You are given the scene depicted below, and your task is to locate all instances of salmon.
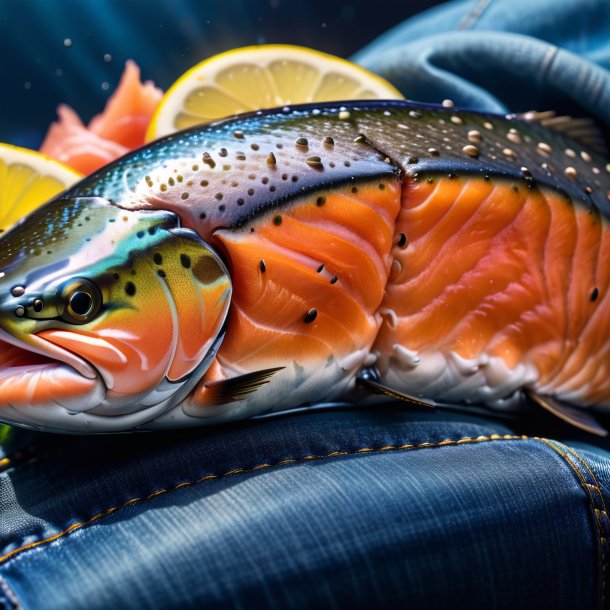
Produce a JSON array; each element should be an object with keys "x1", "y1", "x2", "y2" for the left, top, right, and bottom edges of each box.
[
  {"x1": 0, "y1": 100, "x2": 609, "y2": 434},
  {"x1": 40, "y1": 61, "x2": 162, "y2": 175}
]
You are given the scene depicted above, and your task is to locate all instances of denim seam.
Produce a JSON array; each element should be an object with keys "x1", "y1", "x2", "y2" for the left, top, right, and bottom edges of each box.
[
  {"x1": 0, "y1": 433, "x2": 527, "y2": 566},
  {"x1": 536, "y1": 439, "x2": 607, "y2": 610}
]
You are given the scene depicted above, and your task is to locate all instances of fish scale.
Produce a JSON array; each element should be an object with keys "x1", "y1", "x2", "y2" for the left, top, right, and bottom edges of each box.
[
  {"x1": 0, "y1": 100, "x2": 609, "y2": 434},
  {"x1": 70, "y1": 100, "x2": 610, "y2": 222}
]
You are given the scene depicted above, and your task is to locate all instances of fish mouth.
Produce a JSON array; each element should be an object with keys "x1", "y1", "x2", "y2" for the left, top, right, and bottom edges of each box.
[{"x1": 0, "y1": 327, "x2": 104, "y2": 422}]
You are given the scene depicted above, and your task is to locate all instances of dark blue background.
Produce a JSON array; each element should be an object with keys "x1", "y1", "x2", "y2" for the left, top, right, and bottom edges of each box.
[{"x1": 0, "y1": 0, "x2": 438, "y2": 147}]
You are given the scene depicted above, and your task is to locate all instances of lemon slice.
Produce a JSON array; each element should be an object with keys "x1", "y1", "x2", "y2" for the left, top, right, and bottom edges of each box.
[
  {"x1": 0, "y1": 143, "x2": 81, "y2": 233},
  {"x1": 147, "y1": 44, "x2": 404, "y2": 141}
]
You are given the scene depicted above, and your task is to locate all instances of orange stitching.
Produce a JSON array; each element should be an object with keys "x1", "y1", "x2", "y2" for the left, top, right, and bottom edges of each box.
[
  {"x1": 0, "y1": 433, "x2": 527, "y2": 565},
  {"x1": 563, "y1": 445, "x2": 609, "y2": 517},
  {"x1": 537, "y1": 439, "x2": 606, "y2": 610}
]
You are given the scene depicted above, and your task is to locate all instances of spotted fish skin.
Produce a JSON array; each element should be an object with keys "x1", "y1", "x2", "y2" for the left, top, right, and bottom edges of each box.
[{"x1": 0, "y1": 99, "x2": 609, "y2": 432}]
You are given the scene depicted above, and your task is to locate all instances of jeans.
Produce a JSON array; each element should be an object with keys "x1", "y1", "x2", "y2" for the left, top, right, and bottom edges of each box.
[
  {"x1": 2, "y1": 406, "x2": 610, "y2": 609},
  {"x1": 3, "y1": 0, "x2": 610, "y2": 608},
  {"x1": 354, "y1": 0, "x2": 610, "y2": 127}
]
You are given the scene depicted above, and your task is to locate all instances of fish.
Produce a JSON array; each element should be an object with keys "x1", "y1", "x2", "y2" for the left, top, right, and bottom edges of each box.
[{"x1": 1, "y1": 99, "x2": 609, "y2": 434}]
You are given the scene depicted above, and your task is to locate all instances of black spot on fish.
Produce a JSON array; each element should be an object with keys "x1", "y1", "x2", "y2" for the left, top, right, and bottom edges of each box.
[
  {"x1": 259, "y1": 260, "x2": 266, "y2": 272},
  {"x1": 137, "y1": 231, "x2": 145, "y2": 238},
  {"x1": 33, "y1": 298, "x2": 43, "y2": 313},
  {"x1": 148, "y1": 227, "x2": 156, "y2": 235},
  {"x1": 592, "y1": 287, "x2": 599, "y2": 302},
  {"x1": 157, "y1": 270, "x2": 166, "y2": 278},
  {"x1": 316, "y1": 264, "x2": 324, "y2": 273},
  {"x1": 125, "y1": 282, "x2": 136, "y2": 296},
  {"x1": 153, "y1": 253, "x2": 163, "y2": 265},
  {"x1": 330, "y1": 276, "x2": 338, "y2": 284},
  {"x1": 113, "y1": 273, "x2": 119, "y2": 280},
  {"x1": 180, "y1": 254, "x2": 191, "y2": 269},
  {"x1": 316, "y1": 196, "x2": 325, "y2": 206},
  {"x1": 273, "y1": 215, "x2": 282, "y2": 225},
  {"x1": 304, "y1": 308, "x2": 318, "y2": 323}
]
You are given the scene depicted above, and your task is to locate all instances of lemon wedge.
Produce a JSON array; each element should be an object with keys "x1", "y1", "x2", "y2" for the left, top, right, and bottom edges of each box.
[
  {"x1": 0, "y1": 143, "x2": 81, "y2": 233},
  {"x1": 147, "y1": 44, "x2": 404, "y2": 141}
]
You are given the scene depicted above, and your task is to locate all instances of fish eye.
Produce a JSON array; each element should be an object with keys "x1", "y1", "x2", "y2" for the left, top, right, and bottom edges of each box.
[{"x1": 60, "y1": 278, "x2": 102, "y2": 324}]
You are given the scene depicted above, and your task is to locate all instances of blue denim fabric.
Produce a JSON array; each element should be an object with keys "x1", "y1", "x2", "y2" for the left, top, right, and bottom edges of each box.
[
  {"x1": 354, "y1": 0, "x2": 610, "y2": 126},
  {"x1": 1, "y1": 406, "x2": 610, "y2": 610},
  {"x1": 3, "y1": 1, "x2": 610, "y2": 608}
]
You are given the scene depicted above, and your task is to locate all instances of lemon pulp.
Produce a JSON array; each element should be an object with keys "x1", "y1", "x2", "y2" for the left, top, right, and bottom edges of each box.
[
  {"x1": 0, "y1": 144, "x2": 81, "y2": 233},
  {"x1": 147, "y1": 44, "x2": 404, "y2": 141}
]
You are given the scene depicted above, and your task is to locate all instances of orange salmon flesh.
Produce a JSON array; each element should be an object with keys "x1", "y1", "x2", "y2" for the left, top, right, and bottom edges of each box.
[{"x1": 3, "y1": 100, "x2": 610, "y2": 433}]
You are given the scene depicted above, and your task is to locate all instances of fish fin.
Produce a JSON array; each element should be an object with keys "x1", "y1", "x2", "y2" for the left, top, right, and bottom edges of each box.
[
  {"x1": 205, "y1": 367, "x2": 284, "y2": 404},
  {"x1": 357, "y1": 377, "x2": 436, "y2": 409},
  {"x1": 524, "y1": 389, "x2": 608, "y2": 437},
  {"x1": 517, "y1": 110, "x2": 608, "y2": 155}
]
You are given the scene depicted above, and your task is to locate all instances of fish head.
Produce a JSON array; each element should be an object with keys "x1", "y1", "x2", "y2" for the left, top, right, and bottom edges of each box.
[{"x1": 0, "y1": 196, "x2": 231, "y2": 432}]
